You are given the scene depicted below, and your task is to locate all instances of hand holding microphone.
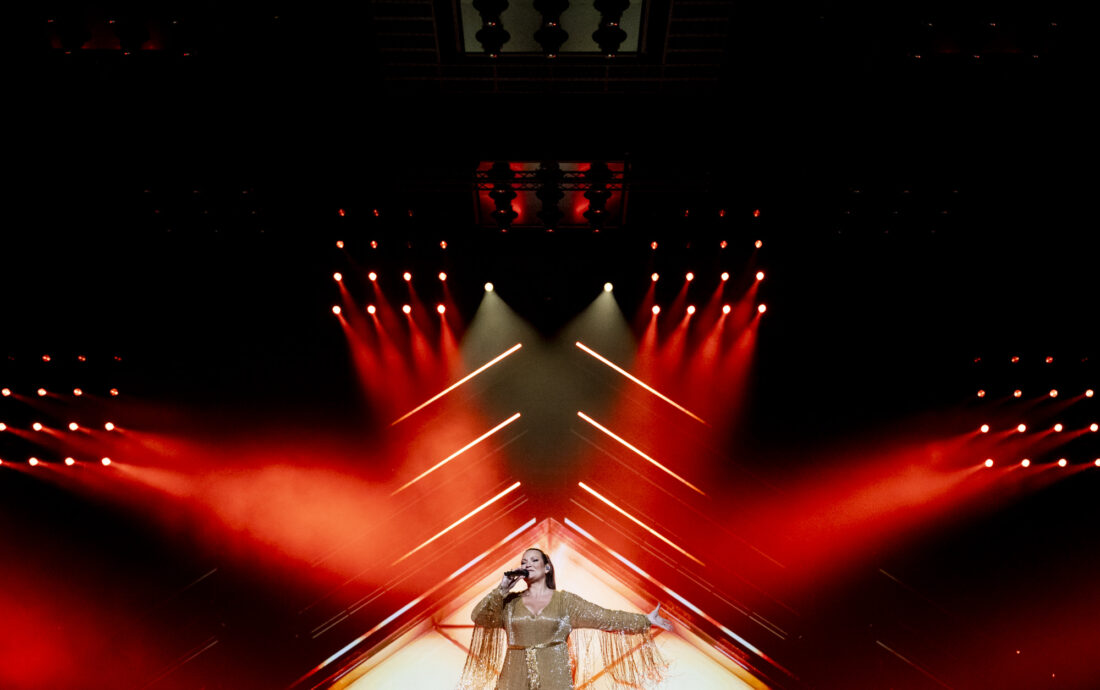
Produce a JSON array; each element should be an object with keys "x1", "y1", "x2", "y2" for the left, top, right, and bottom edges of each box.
[{"x1": 499, "y1": 568, "x2": 528, "y2": 592}]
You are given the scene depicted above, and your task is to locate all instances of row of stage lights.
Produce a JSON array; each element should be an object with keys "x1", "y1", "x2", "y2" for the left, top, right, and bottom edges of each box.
[
  {"x1": 983, "y1": 458, "x2": 1100, "y2": 469},
  {"x1": 331, "y1": 238, "x2": 765, "y2": 250},
  {"x1": 0, "y1": 421, "x2": 118, "y2": 432},
  {"x1": 977, "y1": 422, "x2": 1099, "y2": 434},
  {"x1": 2, "y1": 387, "x2": 120, "y2": 397},
  {"x1": 2, "y1": 457, "x2": 113, "y2": 467},
  {"x1": 330, "y1": 271, "x2": 768, "y2": 317},
  {"x1": 976, "y1": 389, "x2": 1094, "y2": 399}
]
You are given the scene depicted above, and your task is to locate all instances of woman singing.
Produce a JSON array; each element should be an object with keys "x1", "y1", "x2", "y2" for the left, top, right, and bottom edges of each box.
[{"x1": 458, "y1": 548, "x2": 671, "y2": 690}]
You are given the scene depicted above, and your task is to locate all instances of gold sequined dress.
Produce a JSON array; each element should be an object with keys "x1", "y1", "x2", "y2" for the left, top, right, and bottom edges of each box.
[{"x1": 458, "y1": 588, "x2": 666, "y2": 690}]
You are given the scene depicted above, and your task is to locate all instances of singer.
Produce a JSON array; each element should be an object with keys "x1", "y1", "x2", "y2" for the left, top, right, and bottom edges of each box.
[{"x1": 457, "y1": 548, "x2": 671, "y2": 690}]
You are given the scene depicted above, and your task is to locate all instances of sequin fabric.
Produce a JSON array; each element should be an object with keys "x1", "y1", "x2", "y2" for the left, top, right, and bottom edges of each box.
[{"x1": 457, "y1": 588, "x2": 667, "y2": 690}]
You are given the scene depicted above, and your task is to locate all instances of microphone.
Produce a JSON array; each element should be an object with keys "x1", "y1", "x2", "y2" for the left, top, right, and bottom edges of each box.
[{"x1": 504, "y1": 569, "x2": 529, "y2": 579}]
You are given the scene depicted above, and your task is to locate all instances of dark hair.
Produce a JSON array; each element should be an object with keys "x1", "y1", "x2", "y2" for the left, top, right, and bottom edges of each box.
[{"x1": 525, "y1": 548, "x2": 556, "y2": 590}]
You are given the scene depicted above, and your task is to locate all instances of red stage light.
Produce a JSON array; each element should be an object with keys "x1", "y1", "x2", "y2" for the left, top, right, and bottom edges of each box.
[
  {"x1": 368, "y1": 271, "x2": 378, "y2": 281},
  {"x1": 1049, "y1": 389, "x2": 1058, "y2": 398},
  {"x1": 719, "y1": 209, "x2": 726, "y2": 218},
  {"x1": 1017, "y1": 423, "x2": 1027, "y2": 433},
  {"x1": 101, "y1": 457, "x2": 111, "y2": 466},
  {"x1": 370, "y1": 240, "x2": 378, "y2": 248},
  {"x1": 403, "y1": 272, "x2": 412, "y2": 282},
  {"x1": 1058, "y1": 458, "x2": 1068, "y2": 467},
  {"x1": 333, "y1": 272, "x2": 342, "y2": 282},
  {"x1": 686, "y1": 305, "x2": 696, "y2": 315},
  {"x1": 1011, "y1": 356, "x2": 1020, "y2": 363},
  {"x1": 722, "y1": 304, "x2": 731, "y2": 314},
  {"x1": 1021, "y1": 459, "x2": 1031, "y2": 468},
  {"x1": 338, "y1": 208, "x2": 346, "y2": 217},
  {"x1": 980, "y1": 424, "x2": 990, "y2": 433},
  {"x1": 755, "y1": 239, "x2": 763, "y2": 248},
  {"x1": 484, "y1": 282, "x2": 494, "y2": 292},
  {"x1": 685, "y1": 272, "x2": 694, "y2": 282},
  {"x1": 73, "y1": 388, "x2": 83, "y2": 396},
  {"x1": 758, "y1": 304, "x2": 767, "y2": 314},
  {"x1": 332, "y1": 305, "x2": 342, "y2": 315},
  {"x1": 436, "y1": 304, "x2": 446, "y2": 315},
  {"x1": 753, "y1": 209, "x2": 761, "y2": 217},
  {"x1": 29, "y1": 457, "x2": 39, "y2": 467},
  {"x1": 68, "y1": 422, "x2": 79, "y2": 431},
  {"x1": 1013, "y1": 389, "x2": 1022, "y2": 398},
  {"x1": 1086, "y1": 389, "x2": 1095, "y2": 398},
  {"x1": 1045, "y1": 356, "x2": 1053, "y2": 363},
  {"x1": 977, "y1": 389, "x2": 986, "y2": 398},
  {"x1": 651, "y1": 272, "x2": 659, "y2": 282},
  {"x1": 756, "y1": 271, "x2": 765, "y2": 281},
  {"x1": 1091, "y1": 423, "x2": 1099, "y2": 432},
  {"x1": 720, "y1": 272, "x2": 730, "y2": 281},
  {"x1": 0, "y1": 423, "x2": 6, "y2": 431},
  {"x1": 32, "y1": 422, "x2": 43, "y2": 431},
  {"x1": 0, "y1": 388, "x2": 9, "y2": 396},
  {"x1": 372, "y1": 209, "x2": 379, "y2": 217},
  {"x1": 109, "y1": 388, "x2": 119, "y2": 396},
  {"x1": 650, "y1": 241, "x2": 658, "y2": 250},
  {"x1": 336, "y1": 240, "x2": 344, "y2": 249},
  {"x1": 720, "y1": 240, "x2": 727, "y2": 248},
  {"x1": 402, "y1": 304, "x2": 411, "y2": 315},
  {"x1": 438, "y1": 272, "x2": 447, "y2": 281},
  {"x1": 64, "y1": 457, "x2": 75, "y2": 466},
  {"x1": 42, "y1": 355, "x2": 51, "y2": 362},
  {"x1": 104, "y1": 422, "x2": 115, "y2": 431},
  {"x1": 1054, "y1": 423, "x2": 1063, "y2": 432},
  {"x1": 1095, "y1": 459, "x2": 1100, "y2": 467},
  {"x1": 0, "y1": 458, "x2": 3, "y2": 466},
  {"x1": 440, "y1": 241, "x2": 447, "y2": 249},
  {"x1": 37, "y1": 388, "x2": 47, "y2": 397},
  {"x1": 604, "y1": 282, "x2": 613, "y2": 292},
  {"x1": 651, "y1": 305, "x2": 661, "y2": 315},
  {"x1": 367, "y1": 305, "x2": 377, "y2": 315}
]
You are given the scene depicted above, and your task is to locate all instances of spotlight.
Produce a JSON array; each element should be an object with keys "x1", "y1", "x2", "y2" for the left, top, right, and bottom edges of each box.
[
  {"x1": 756, "y1": 271, "x2": 765, "y2": 281},
  {"x1": 651, "y1": 305, "x2": 661, "y2": 315},
  {"x1": 651, "y1": 273, "x2": 659, "y2": 282},
  {"x1": 73, "y1": 388, "x2": 83, "y2": 396},
  {"x1": 437, "y1": 304, "x2": 446, "y2": 315},
  {"x1": 757, "y1": 304, "x2": 767, "y2": 314},
  {"x1": 1013, "y1": 389, "x2": 1022, "y2": 398},
  {"x1": 1011, "y1": 356, "x2": 1020, "y2": 363},
  {"x1": 0, "y1": 423, "x2": 6, "y2": 431},
  {"x1": 77, "y1": 355, "x2": 86, "y2": 362},
  {"x1": 101, "y1": 457, "x2": 111, "y2": 466},
  {"x1": 104, "y1": 422, "x2": 115, "y2": 431},
  {"x1": 686, "y1": 305, "x2": 696, "y2": 315},
  {"x1": 440, "y1": 241, "x2": 448, "y2": 249},
  {"x1": 755, "y1": 240, "x2": 763, "y2": 248},
  {"x1": 402, "y1": 304, "x2": 412, "y2": 315},
  {"x1": 650, "y1": 241, "x2": 658, "y2": 250},
  {"x1": 368, "y1": 271, "x2": 378, "y2": 281},
  {"x1": 604, "y1": 282, "x2": 613, "y2": 292},
  {"x1": 1021, "y1": 459, "x2": 1031, "y2": 468},
  {"x1": 720, "y1": 240, "x2": 728, "y2": 249},
  {"x1": 721, "y1": 272, "x2": 730, "y2": 281},
  {"x1": 722, "y1": 304, "x2": 731, "y2": 314},
  {"x1": 1095, "y1": 459, "x2": 1100, "y2": 467},
  {"x1": 37, "y1": 388, "x2": 47, "y2": 397},
  {"x1": 1091, "y1": 423, "x2": 1099, "y2": 432},
  {"x1": 42, "y1": 355, "x2": 51, "y2": 362},
  {"x1": 367, "y1": 305, "x2": 377, "y2": 315},
  {"x1": 484, "y1": 282, "x2": 494, "y2": 292},
  {"x1": 438, "y1": 272, "x2": 447, "y2": 281},
  {"x1": 1058, "y1": 458, "x2": 1068, "y2": 467},
  {"x1": 403, "y1": 272, "x2": 412, "y2": 282},
  {"x1": 980, "y1": 424, "x2": 990, "y2": 433},
  {"x1": 68, "y1": 422, "x2": 79, "y2": 431},
  {"x1": 1054, "y1": 423, "x2": 1063, "y2": 432},
  {"x1": 1045, "y1": 356, "x2": 1054, "y2": 363},
  {"x1": 109, "y1": 388, "x2": 119, "y2": 396},
  {"x1": 336, "y1": 240, "x2": 344, "y2": 249},
  {"x1": 32, "y1": 422, "x2": 43, "y2": 431},
  {"x1": 685, "y1": 272, "x2": 694, "y2": 282},
  {"x1": 1087, "y1": 389, "x2": 1095, "y2": 398},
  {"x1": 1017, "y1": 423, "x2": 1027, "y2": 433},
  {"x1": 370, "y1": 240, "x2": 378, "y2": 248},
  {"x1": 29, "y1": 457, "x2": 39, "y2": 467},
  {"x1": 64, "y1": 457, "x2": 75, "y2": 466},
  {"x1": 333, "y1": 272, "x2": 343, "y2": 282},
  {"x1": 977, "y1": 389, "x2": 986, "y2": 398},
  {"x1": 1049, "y1": 389, "x2": 1058, "y2": 398},
  {"x1": 332, "y1": 305, "x2": 342, "y2": 315},
  {"x1": 0, "y1": 388, "x2": 9, "y2": 396}
]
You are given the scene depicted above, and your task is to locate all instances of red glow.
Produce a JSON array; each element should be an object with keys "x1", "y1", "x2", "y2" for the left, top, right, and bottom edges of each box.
[
  {"x1": 1058, "y1": 458, "x2": 1068, "y2": 467},
  {"x1": 686, "y1": 305, "x2": 696, "y2": 315},
  {"x1": 332, "y1": 305, "x2": 342, "y2": 315},
  {"x1": 720, "y1": 272, "x2": 729, "y2": 281},
  {"x1": 109, "y1": 388, "x2": 119, "y2": 396},
  {"x1": 436, "y1": 304, "x2": 446, "y2": 315},
  {"x1": 42, "y1": 355, "x2": 51, "y2": 362},
  {"x1": 756, "y1": 271, "x2": 765, "y2": 281},
  {"x1": 1054, "y1": 423, "x2": 1063, "y2": 432},
  {"x1": 757, "y1": 304, "x2": 767, "y2": 314},
  {"x1": 1017, "y1": 424, "x2": 1027, "y2": 433},
  {"x1": 685, "y1": 272, "x2": 694, "y2": 282},
  {"x1": 0, "y1": 423, "x2": 6, "y2": 431},
  {"x1": 720, "y1": 240, "x2": 727, "y2": 248},
  {"x1": 438, "y1": 272, "x2": 447, "y2": 281},
  {"x1": 29, "y1": 457, "x2": 39, "y2": 466},
  {"x1": 368, "y1": 272, "x2": 378, "y2": 282},
  {"x1": 977, "y1": 389, "x2": 986, "y2": 398},
  {"x1": 719, "y1": 209, "x2": 726, "y2": 217},
  {"x1": 980, "y1": 424, "x2": 990, "y2": 433},
  {"x1": 984, "y1": 459, "x2": 995, "y2": 468},
  {"x1": 367, "y1": 305, "x2": 377, "y2": 315},
  {"x1": 1011, "y1": 356, "x2": 1020, "y2": 363},
  {"x1": 440, "y1": 241, "x2": 447, "y2": 249},
  {"x1": 1013, "y1": 389, "x2": 1022, "y2": 398},
  {"x1": 338, "y1": 208, "x2": 346, "y2": 217},
  {"x1": 650, "y1": 241, "x2": 658, "y2": 250},
  {"x1": 37, "y1": 388, "x2": 47, "y2": 397},
  {"x1": 370, "y1": 240, "x2": 378, "y2": 248},
  {"x1": 68, "y1": 422, "x2": 78, "y2": 431},
  {"x1": 1049, "y1": 389, "x2": 1058, "y2": 398},
  {"x1": 104, "y1": 422, "x2": 115, "y2": 431},
  {"x1": 336, "y1": 240, "x2": 344, "y2": 248},
  {"x1": 73, "y1": 388, "x2": 83, "y2": 396},
  {"x1": 32, "y1": 423, "x2": 43, "y2": 431},
  {"x1": 722, "y1": 304, "x2": 731, "y2": 315},
  {"x1": 1087, "y1": 389, "x2": 1095, "y2": 398},
  {"x1": 755, "y1": 239, "x2": 763, "y2": 248},
  {"x1": 651, "y1": 272, "x2": 659, "y2": 282},
  {"x1": 372, "y1": 209, "x2": 379, "y2": 217},
  {"x1": 101, "y1": 457, "x2": 111, "y2": 466},
  {"x1": 651, "y1": 305, "x2": 660, "y2": 315},
  {"x1": 403, "y1": 272, "x2": 412, "y2": 282},
  {"x1": 1045, "y1": 356, "x2": 1054, "y2": 363},
  {"x1": 1021, "y1": 459, "x2": 1031, "y2": 468},
  {"x1": 402, "y1": 304, "x2": 411, "y2": 315},
  {"x1": 578, "y1": 482, "x2": 705, "y2": 565},
  {"x1": 1, "y1": 388, "x2": 9, "y2": 397},
  {"x1": 64, "y1": 457, "x2": 75, "y2": 466}
]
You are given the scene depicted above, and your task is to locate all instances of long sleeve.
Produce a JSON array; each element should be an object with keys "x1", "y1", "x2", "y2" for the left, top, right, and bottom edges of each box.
[
  {"x1": 471, "y1": 587, "x2": 507, "y2": 628},
  {"x1": 563, "y1": 591, "x2": 649, "y2": 633},
  {"x1": 562, "y1": 591, "x2": 667, "y2": 690},
  {"x1": 458, "y1": 589, "x2": 509, "y2": 689}
]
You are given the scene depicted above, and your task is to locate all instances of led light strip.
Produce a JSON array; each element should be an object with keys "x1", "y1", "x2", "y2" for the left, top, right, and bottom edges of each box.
[
  {"x1": 391, "y1": 343, "x2": 523, "y2": 425},
  {"x1": 577, "y1": 482, "x2": 705, "y2": 566},
  {"x1": 577, "y1": 411, "x2": 705, "y2": 496},
  {"x1": 393, "y1": 413, "x2": 522, "y2": 494},
  {"x1": 393, "y1": 482, "x2": 522, "y2": 565}
]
